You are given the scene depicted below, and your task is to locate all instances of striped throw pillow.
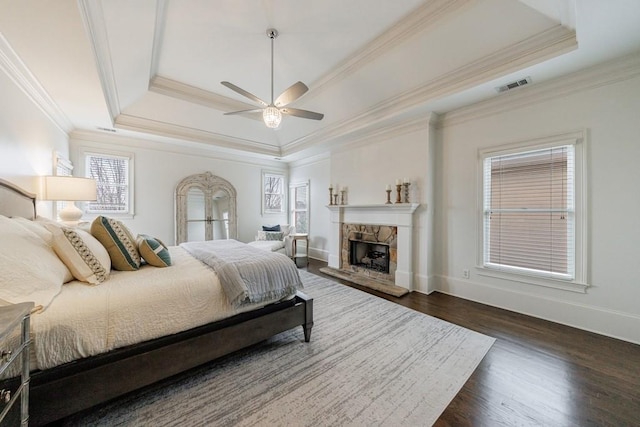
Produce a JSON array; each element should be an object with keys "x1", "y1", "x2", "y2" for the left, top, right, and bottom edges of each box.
[{"x1": 91, "y1": 216, "x2": 141, "y2": 271}]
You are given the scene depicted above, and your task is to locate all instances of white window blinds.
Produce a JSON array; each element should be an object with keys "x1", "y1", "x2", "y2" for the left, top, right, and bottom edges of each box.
[
  {"x1": 483, "y1": 145, "x2": 575, "y2": 279},
  {"x1": 86, "y1": 153, "x2": 130, "y2": 214}
]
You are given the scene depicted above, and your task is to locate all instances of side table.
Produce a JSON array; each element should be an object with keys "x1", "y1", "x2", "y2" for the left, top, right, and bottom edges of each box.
[
  {"x1": 290, "y1": 233, "x2": 309, "y2": 266},
  {"x1": 0, "y1": 301, "x2": 34, "y2": 426}
]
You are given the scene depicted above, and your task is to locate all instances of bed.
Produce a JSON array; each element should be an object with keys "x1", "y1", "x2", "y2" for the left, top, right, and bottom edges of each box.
[{"x1": 0, "y1": 178, "x2": 313, "y2": 426}]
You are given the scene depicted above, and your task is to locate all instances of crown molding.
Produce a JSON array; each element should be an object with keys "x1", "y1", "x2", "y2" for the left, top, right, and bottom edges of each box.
[
  {"x1": 70, "y1": 128, "x2": 285, "y2": 168},
  {"x1": 288, "y1": 152, "x2": 330, "y2": 169},
  {"x1": 77, "y1": 0, "x2": 120, "y2": 122},
  {"x1": 0, "y1": 32, "x2": 73, "y2": 134},
  {"x1": 282, "y1": 25, "x2": 576, "y2": 156},
  {"x1": 149, "y1": 75, "x2": 257, "y2": 114},
  {"x1": 439, "y1": 51, "x2": 640, "y2": 128},
  {"x1": 307, "y1": 0, "x2": 474, "y2": 99},
  {"x1": 114, "y1": 113, "x2": 281, "y2": 157},
  {"x1": 149, "y1": 0, "x2": 168, "y2": 79}
]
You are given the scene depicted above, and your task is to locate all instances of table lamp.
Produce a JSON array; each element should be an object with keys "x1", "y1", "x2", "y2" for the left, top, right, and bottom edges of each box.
[{"x1": 42, "y1": 176, "x2": 97, "y2": 225}]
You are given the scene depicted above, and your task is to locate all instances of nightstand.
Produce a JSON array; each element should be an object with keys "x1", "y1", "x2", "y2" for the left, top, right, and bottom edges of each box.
[
  {"x1": 291, "y1": 233, "x2": 309, "y2": 266},
  {"x1": 0, "y1": 302, "x2": 33, "y2": 426}
]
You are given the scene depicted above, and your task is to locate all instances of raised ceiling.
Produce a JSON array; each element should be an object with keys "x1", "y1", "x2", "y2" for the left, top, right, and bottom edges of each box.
[{"x1": 0, "y1": 0, "x2": 639, "y2": 161}]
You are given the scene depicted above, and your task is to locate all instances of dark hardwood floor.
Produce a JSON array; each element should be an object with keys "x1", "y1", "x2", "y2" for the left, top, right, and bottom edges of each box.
[{"x1": 304, "y1": 259, "x2": 640, "y2": 426}]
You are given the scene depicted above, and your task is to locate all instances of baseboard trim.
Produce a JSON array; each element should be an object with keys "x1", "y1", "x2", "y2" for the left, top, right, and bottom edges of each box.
[{"x1": 435, "y1": 275, "x2": 640, "y2": 344}]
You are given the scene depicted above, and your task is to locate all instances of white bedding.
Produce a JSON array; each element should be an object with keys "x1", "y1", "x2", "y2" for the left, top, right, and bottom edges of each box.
[
  {"x1": 30, "y1": 246, "x2": 286, "y2": 371},
  {"x1": 247, "y1": 239, "x2": 285, "y2": 253}
]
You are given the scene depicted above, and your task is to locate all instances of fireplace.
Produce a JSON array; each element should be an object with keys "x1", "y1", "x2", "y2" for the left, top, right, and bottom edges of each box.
[
  {"x1": 326, "y1": 203, "x2": 419, "y2": 291},
  {"x1": 349, "y1": 239, "x2": 390, "y2": 274}
]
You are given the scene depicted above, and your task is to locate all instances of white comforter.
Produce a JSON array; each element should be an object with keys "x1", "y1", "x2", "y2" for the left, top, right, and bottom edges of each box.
[{"x1": 30, "y1": 247, "x2": 283, "y2": 371}]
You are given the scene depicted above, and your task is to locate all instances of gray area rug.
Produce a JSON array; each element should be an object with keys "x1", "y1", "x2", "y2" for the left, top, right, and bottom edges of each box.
[{"x1": 64, "y1": 271, "x2": 495, "y2": 426}]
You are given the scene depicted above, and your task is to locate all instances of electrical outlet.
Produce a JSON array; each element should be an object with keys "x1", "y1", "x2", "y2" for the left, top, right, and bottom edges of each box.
[{"x1": 462, "y1": 269, "x2": 470, "y2": 279}]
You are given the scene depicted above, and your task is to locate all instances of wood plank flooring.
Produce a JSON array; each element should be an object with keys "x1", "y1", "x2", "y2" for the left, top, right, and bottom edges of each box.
[{"x1": 305, "y1": 259, "x2": 640, "y2": 426}]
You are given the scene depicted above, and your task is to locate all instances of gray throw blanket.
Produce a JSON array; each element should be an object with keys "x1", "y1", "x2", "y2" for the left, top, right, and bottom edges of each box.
[{"x1": 180, "y1": 239, "x2": 302, "y2": 307}]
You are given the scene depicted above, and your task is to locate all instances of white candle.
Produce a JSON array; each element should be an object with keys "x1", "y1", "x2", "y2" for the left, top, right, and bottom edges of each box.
[
  {"x1": 396, "y1": 179, "x2": 401, "y2": 185},
  {"x1": 404, "y1": 177, "x2": 409, "y2": 184},
  {"x1": 386, "y1": 184, "x2": 391, "y2": 191}
]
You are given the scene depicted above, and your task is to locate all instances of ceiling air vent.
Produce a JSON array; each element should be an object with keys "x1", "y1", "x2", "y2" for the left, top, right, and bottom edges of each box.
[{"x1": 496, "y1": 77, "x2": 531, "y2": 93}]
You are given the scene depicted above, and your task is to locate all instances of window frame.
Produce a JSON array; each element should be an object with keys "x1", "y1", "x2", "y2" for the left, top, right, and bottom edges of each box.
[
  {"x1": 290, "y1": 180, "x2": 310, "y2": 234},
  {"x1": 476, "y1": 130, "x2": 588, "y2": 293},
  {"x1": 78, "y1": 147, "x2": 135, "y2": 219},
  {"x1": 261, "y1": 170, "x2": 286, "y2": 215},
  {"x1": 53, "y1": 151, "x2": 73, "y2": 220}
]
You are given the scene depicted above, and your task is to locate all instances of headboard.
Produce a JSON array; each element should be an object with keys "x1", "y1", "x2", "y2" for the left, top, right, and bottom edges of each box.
[{"x1": 0, "y1": 178, "x2": 37, "y2": 219}]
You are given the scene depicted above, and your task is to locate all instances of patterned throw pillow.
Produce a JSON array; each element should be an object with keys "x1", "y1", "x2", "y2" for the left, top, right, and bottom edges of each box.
[
  {"x1": 91, "y1": 216, "x2": 141, "y2": 271},
  {"x1": 265, "y1": 231, "x2": 284, "y2": 241},
  {"x1": 47, "y1": 225, "x2": 110, "y2": 285},
  {"x1": 137, "y1": 234, "x2": 172, "y2": 267}
]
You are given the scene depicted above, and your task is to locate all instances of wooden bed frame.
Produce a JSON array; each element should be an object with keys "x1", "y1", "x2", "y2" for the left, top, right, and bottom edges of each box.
[{"x1": 0, "y1": 179, "x2": 314, "y2": 426}]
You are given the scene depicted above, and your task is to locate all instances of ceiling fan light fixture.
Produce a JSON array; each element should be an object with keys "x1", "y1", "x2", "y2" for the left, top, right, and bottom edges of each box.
[{"x1": 263, "y1": 106, "x2": 282, "y2": 128}]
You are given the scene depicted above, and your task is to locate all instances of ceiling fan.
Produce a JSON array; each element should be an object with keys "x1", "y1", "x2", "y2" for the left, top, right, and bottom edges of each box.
[{"x1": 221, "y1": 28, "x2": 324, "y2": 129}]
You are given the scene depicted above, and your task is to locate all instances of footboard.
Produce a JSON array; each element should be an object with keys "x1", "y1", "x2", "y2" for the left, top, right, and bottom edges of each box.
[{"x1": 27, "y1": 292, "x2": 313, "y2": 426}]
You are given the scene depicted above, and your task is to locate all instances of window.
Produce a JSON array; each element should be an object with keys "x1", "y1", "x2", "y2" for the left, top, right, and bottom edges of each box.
[
  {"x1": 290, "y1": 181, "x2": 309, "y2": 234},
  {"x1": 262, "y1": 171, "x2": 285, "y2": 214},
  {"x1": 83, "y1": 151, "x2": 134, "y2": 217},
  {"x1": 479, "y1": 131, "x2": 587, "y2": 291},
  {"x1": 53, "y1": 152, "x2": 73, "y2": 220}
]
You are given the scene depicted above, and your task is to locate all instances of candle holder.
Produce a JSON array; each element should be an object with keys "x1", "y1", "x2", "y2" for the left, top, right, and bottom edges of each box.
[
  {"x1": 329, "y1": 187, "x2": 334, "y2": 205},
  {"x1": 403, "y1": 182, "x2": 411, "y2": 203},
  {"x1": 385, "y1": 189, "x2": 392, "y2": 204},
  {"x1": 340, "y1": 190, "x2": 346, "y2": 205},
  {"x1": 333, "y1": 194, "x2": 339, "y2": 205},
  {"x1": 395, "y1": 184, "x2": 402, "y2": 203}
]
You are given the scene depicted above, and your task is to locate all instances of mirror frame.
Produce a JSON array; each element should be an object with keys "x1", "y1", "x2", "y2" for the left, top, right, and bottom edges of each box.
[{"x1": 175, "y1": 172, "x2": 237, "y2": 244}]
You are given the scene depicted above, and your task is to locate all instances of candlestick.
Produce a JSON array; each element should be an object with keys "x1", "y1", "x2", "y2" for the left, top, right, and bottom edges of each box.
[
  {"x1": 385, "y1": 189, "x2": 392, "y2": 204},
  {"x1": 403, "y1": 182, "x2": 411, "y2": 203},
  {"x1": 329, "y1": 187, "x2": 334, "y2": 205},
  {"x1": 395, "y1": 184, "x2": 402, "y2": 203},
  {"x1": 340, "y1": 190, "x2": 346, "y2": 205},
  {"x1": 333, "y1": 194, "x2": 339, "y2": 205}
]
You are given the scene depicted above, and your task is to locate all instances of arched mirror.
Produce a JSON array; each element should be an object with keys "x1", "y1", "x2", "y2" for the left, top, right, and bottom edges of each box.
[{"x1": 175, "y1": 172, "x2": 237, "y2": 244}]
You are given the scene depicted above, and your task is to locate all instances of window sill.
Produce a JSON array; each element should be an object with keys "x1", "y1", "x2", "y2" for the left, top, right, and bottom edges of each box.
[{"x1": 475, "y1": 266, "x2": 589, "y2": 294}]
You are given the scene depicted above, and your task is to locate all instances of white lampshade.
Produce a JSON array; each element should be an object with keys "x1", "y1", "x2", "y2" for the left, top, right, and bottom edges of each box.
[{"x1": 42, "y1": 176, "x2": 97, "y2": 225}]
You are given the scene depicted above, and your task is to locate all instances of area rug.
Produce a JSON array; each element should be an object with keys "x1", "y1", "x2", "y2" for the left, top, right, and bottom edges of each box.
[{"x1": 63, "y1": 271, "x2": 495, "y2": 426}]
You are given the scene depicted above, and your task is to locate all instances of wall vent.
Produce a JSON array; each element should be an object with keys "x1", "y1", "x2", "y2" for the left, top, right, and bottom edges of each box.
[{"x1": 496, "y1": 77, "x2": 531, "y2": 93}]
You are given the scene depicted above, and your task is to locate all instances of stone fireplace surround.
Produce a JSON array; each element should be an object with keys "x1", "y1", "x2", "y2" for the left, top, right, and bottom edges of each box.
[{"x1": 324, "y1": 203, "x2": 419, "y2": 294}]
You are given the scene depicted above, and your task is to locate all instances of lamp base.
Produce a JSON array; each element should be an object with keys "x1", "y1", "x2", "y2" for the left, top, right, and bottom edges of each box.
[{"x1": 58, "y1": 202, "x2": 84, "y2": 226}]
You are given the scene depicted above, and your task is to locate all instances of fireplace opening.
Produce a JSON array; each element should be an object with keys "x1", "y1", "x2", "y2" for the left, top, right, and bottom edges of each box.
[{"x1": 349, "y1": 239, "x2": 390, "y2": 274}]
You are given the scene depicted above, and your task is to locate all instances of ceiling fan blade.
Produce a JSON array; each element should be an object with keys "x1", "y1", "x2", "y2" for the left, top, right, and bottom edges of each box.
[
  {"x1": 221, "y1": 81, "x2": 268, "y2": 107},
  {"x1": 223, "y1": 108, "x2": 263, "y2": 116},
  {"x1": 281, "y1": 107, "x2": 324, "y2": 121},
  {"x1": 274, "y1": 81, "x2": 309, "y2": 107}
]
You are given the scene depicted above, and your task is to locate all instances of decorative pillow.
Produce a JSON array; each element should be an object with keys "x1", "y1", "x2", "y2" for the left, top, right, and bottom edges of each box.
[
  {"x1": 262, "y1": 224, "x2": 281, "y2": 232},
  {"x1": 0, "y1": 215, "x2": 70, "y2": 309},
  {"x1": 46, "y1": 225, "x2": 111, "y2": 285},
  {"x1": 91, "y1": 216, "x2": 141, "y2": 271},
  {"x1": 256, "y1": 230, "x2": 267, "y2": 241},
  {"x1": 137, "y1": 234, "x2": 172, "y2": 267},
  {"x1": 265, "y1": 231, "x2": 284, "y2": 241}
]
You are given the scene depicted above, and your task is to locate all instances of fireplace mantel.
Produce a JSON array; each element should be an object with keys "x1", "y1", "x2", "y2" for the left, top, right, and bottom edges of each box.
[{"x1": 326, "y1": 203, "x2": 421, "y2": 291}]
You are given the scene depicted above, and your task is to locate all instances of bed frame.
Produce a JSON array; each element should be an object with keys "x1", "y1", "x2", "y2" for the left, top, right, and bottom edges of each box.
[{"x1": 0, "y1": 179, "x2": 314, "y2": 425}]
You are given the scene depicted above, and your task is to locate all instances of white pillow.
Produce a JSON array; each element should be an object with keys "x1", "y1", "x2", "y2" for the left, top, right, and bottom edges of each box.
[
  {"x1": 46, "y1": 225, "x2": 111, "y2": 285},
  {"x1": 12, "y1": 217, "x2": 78, "y2": 283},
  {"x1": 0, "y1": 215, "x2": 70, "y2": 309}
]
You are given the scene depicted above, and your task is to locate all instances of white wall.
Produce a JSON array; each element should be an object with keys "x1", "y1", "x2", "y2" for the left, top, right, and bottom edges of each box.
[
  {"x1": 289, "y1": 155, "x2": 331, "y2": 261},
  {"x1": 69, "y1": 131, "x2": 287, "y2": 245},
  {"x1": 0, "y1": 69, "x2": 69, "y2": 217},
  {"x1": 323, "y1": 120, "x2": 435, "y2": 293},
  {"x1": 436, "y1": 64, "x2": 640, "y2": 343}
]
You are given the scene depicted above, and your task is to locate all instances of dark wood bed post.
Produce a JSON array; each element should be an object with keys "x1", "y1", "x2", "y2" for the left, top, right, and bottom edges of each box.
[{"x1": 298, "y1": 291, "x2": 314, "y2": 342}]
